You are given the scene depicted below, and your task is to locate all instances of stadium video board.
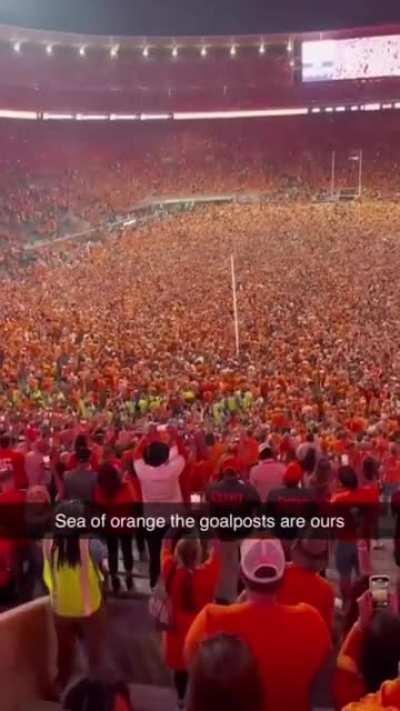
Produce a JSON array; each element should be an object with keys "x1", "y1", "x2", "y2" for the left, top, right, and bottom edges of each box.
[{"x1": 302, "y1": 35, "x2": 400, "y2": 82}]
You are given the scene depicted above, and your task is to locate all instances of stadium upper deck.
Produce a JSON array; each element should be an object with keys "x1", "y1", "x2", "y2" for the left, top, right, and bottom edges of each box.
[{"x1": 0, "y1": 23, "x2": 399, "y2": 113}]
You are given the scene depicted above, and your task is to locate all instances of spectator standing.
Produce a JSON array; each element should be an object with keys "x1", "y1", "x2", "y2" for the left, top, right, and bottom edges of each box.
[
  {"x1": 94, "y1": 463, "x2": 139, "y2": 594},
  {"x1": 382, "y1": 443, "x2": 400, "y2": 502},
  {"x1": 334, "y1": 593, "x2": 400, "y2": 709},
  {"x1": 360, "y1": 457, "x2": 382, "y2": 549},
  {"x1": 43, "y1": 501, "x2": 107, "y2": 693},
  {"x1": 66, "y1": 434, "x2": 99, "y2": 472},
  {"x1": 25, "y1": 438, "x2": 52, "y2": 488},
  {"x1": 308, "y1": 457, "x2": 333, "y2": 502},
  {"x1": 0, "y1": 432, "x2": 27, "y2": 492},
  {"x1": 20, "y1": 484, "x2": 51, "y2": 601},
  {"x1": 249, "y1": 445, "x2": 285, "y2": 503},
  {"x1": 267, "y1": 463, "x2": 314, "y2": 553},
  {"x1": 162, "y1": 535, "x2": 220, "y2": 707},
  {"x1": 278, "y1": 533, "x2": 334, "y2": 629},
  {"x1": 331, "y1": 466, "x2": 364, "y2": 605},
  {"x1": 63, "y1": 447, "x2": 97, "y2": 503},
  {"x1": 134, "y1": 429, "x2": 186, "y2": 588},
  {"x1": 206, "y1": 458, "x2": 260, "y2": 603},
  {"x1": 185, "y1": 537, "x2": 331, "y2": 711}
]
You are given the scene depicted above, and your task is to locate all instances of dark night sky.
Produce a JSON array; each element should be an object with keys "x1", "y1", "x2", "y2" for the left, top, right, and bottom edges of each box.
[{"x1": 0, "y1": 0, "x2": 399, "y2": 37}]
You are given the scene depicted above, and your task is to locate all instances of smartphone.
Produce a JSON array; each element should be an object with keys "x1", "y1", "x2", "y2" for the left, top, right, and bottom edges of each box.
[
  {"x1": 369, "y1": 575, "x2": 390, "y2": 608},
  {"x1": 341, "y1": 454, "x2": 350, "y2": 466}
]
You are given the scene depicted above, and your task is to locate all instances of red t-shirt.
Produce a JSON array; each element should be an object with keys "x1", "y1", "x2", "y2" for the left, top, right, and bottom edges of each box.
[
  {"x1": 382, "y1": 455, "x2": 400, "y2": 485},
  {"x1": 0, "y1": 448, "x2": 27, "y2": 491}
]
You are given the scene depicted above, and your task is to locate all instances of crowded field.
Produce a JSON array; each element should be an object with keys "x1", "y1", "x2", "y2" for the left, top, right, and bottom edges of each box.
[{"x1": 1, "y1": 195, "x2": 400, "y2": 709}]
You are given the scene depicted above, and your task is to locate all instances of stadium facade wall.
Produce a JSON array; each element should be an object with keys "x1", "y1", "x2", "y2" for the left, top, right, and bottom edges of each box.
[{"x1": 0, "y1": 597, "x2": 55, "y2": 711}]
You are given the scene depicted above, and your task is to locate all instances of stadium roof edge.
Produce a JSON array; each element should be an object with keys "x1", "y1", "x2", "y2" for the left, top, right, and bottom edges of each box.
[{"x1": 0, "y1": 22, "x2": 399, "y2": 49}]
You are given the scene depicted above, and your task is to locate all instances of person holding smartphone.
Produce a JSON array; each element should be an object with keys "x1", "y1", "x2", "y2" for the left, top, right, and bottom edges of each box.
[
  {"x1": 333, "y1": 581, "x2": 400, "y2": 709},
  {"x1": 134, "y1": 425, "x2": 187, "y2": 588}
]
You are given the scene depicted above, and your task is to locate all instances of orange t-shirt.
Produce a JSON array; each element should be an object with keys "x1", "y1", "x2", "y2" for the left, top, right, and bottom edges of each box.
[
  {"x1": 343, "y1": 679, "x2": 400, "y2": 710},
  {"x1": 333, "y1": 622, "x2": 365, "y2": 709},
  {"x1": 278, "y1": 563, "x2": 335, "y2": 630},
  {"x1": 185, "y1": 600, "x2": 331, "y2": 711}
]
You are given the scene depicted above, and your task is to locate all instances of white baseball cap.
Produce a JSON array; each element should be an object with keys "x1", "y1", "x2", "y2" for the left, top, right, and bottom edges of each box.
[
  {"x1": 258, "y1": 442, "x2": 272, "y2": 455},
  {"x1": 240, "y1": 538, "x2": 285, "y2": 585}
]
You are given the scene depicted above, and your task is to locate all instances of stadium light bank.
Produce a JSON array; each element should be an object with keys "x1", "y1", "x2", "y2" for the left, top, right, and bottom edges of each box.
[{"x1": 2, "y1": 102, "x2": 400, "y2": 122}]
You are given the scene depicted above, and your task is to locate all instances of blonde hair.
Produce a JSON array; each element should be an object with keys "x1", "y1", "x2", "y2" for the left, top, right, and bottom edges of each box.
[{"x1": 167, "y1": 536, "x2": 202, "y2": 613}]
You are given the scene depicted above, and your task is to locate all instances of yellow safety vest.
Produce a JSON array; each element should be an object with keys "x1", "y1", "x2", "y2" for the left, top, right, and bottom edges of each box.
[{"x1": 43, "y1": 538, "x2": 103, "y2": 618}]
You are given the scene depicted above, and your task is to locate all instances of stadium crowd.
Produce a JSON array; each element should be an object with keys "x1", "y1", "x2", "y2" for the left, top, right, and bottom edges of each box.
[
  {"x1": 1, "y1": 197, "x2": 400, "y2": 710},
  {"x1": 1, "y1": 112, "x2": 400, "y2": 248}
]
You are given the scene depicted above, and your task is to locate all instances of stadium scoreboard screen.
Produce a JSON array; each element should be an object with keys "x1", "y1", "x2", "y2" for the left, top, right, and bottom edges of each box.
[{"x1": 301, "y1": 34, "x2": 400, "y2": 82}]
